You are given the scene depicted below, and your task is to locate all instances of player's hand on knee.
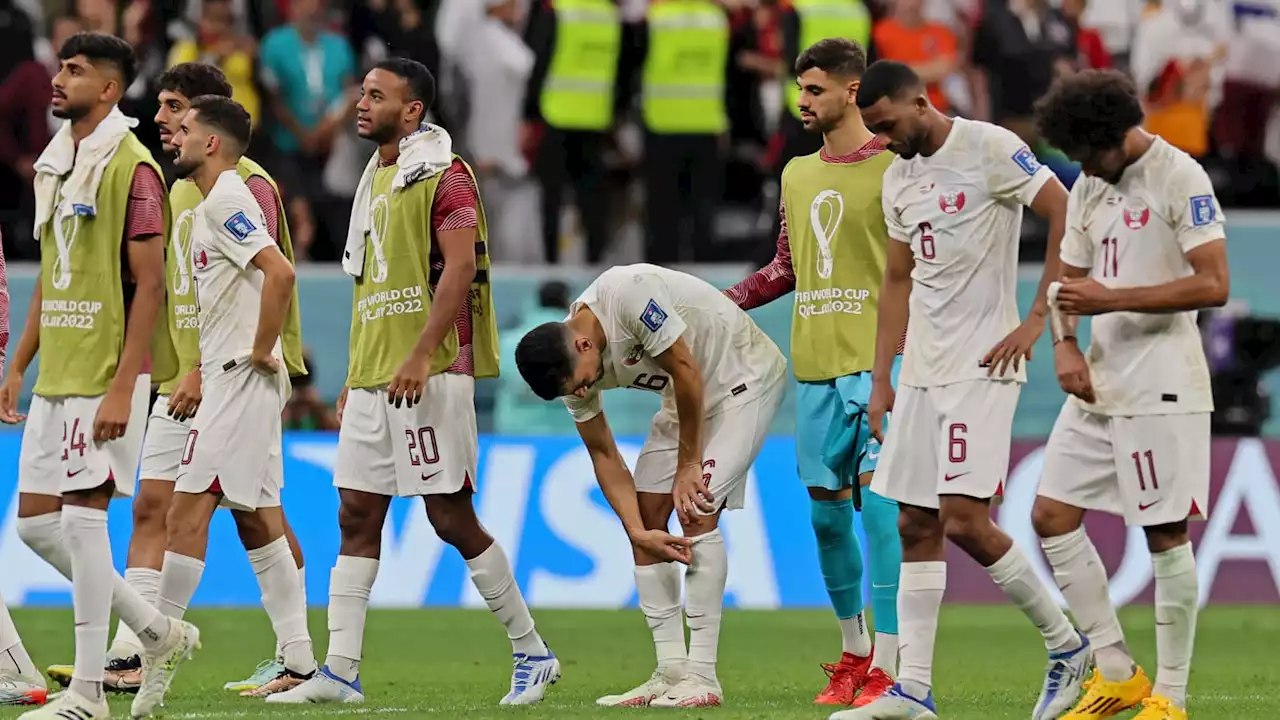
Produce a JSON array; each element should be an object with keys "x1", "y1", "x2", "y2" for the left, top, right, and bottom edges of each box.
[
  {"x1": 673, "y1": 463, "x2": 715, "y2": 525},
  {"x1": 868, "y1": 380, "x2": 896, "y2": 443},
  {"x1": 167, "y1": 369, "x2": 203, "y2": 420},
  {"x1": 336, "y1": 386, "x2": 349, "y2": 424},
  {"x1": 388, "y1": 354, "x2": 430, "y2": 408},
  {"x1": 984, "y1": 313, "x2": 1044, "y2": 377},
  {"x1": 631, "y1": 528, "x2": 693, "y2": 565},
  {"x1": 1053, "y1": 339, "x2": 1096, "y2": 403},
  {"x1": 94, "y1": 385, "x2": 132, "y2": 442},
  {"x1": 0, "y1": 375, "x2": 25, "y2": 424}
]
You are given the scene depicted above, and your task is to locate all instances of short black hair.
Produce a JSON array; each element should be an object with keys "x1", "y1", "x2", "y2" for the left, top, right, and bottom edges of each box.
[
  {"x1": 856, "y1": 60, "x2": 923, "y2": 110},
  {"x1": 59, "y1": 32, "x2": 138, "y2": 90},
  {"x1": 158, "y1": 62, "x2": 233, "y2": 101},
  {"x1": 372, "y1": 57, "x2": 436, "y2": 122},
  {"x1": 795, "y1": 37, "x2": 867, "y2": 78},
  {"x1": 1034, "y1": 69, "x2": 1144, "y2": 156},
  {"x1": 188, "y1": 95, "x2": 252, "y2": 153},
  {"x1": 514, "y1": 322, "x2": 574, "y2": 401}
]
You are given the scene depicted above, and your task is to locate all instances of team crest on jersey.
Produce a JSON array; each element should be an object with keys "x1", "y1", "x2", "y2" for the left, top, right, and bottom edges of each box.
[
  {"x1": 223, "y1": 211, "x2": 256, "y2": 242},
  {"x1": 1123, "y1": 206, "x2": 1150, "y2": 230},
  {"x1": 1190, "y1": 195, "x2": 1216, "y2": 226},
  {"x1": 622, "y1": 344, "x2": 645, "y2": 366},
  {"x1": 640, "y1": 299, "x2": 668, "y2": 332},
  {"x1": 938, "y1": 190, "x2": 966, "y2": 215},
  {"x1": 193, "y1": 248, "x2": 208, "y2": 270}
]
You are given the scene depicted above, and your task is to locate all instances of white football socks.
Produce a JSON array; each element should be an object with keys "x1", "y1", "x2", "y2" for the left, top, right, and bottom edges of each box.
[
  {"x1": 157, "y1": 551, "x2": 205, "y2": 620},
  {"x1": 684, "y1": 529, "x2": 728, "y2": 684},
  {"x1": 872, "y1": 632, "x2": 898, "y2": 675},
  {"x1": 0, "y1": 590, "x2": 40, "y2": 681},
  {"x1": 278, "y1": 564, "x2": 307, "y2": 659},
  {"x1": 62, "y1": 506, "x2": 113, "y2": 702},
  {"x1": 897, "y1": 561, "x2": 946, "y2": 698},
  {"x1": 111, "y1": 567, "x2": 160, "y2": 659},
  {"x1": 466, "y1": 542, "x2": 547, "y2": 657},
  {"x1": 248, "y1": 536, "x2": 315, "y2": 676},
  {"x1": 1152, "y1": 543, "x2": 1198, "y2": 709},
  {"x1": 17, "y1": 513, "x2": 73, "y2": 578},
  {"x1": 1042, "y1": 527, "x2": 1134, "y2": 680},
  {"x1": 635, "y1": 562, "x2": 686, "y2": 674},
  {"x1": 986, "y1": 545, "x2": 1079, "y2": 653},
  {"x1": 840, "y1": 612, "x2": 873, "y2": 658},
  {"x1": 325, "y1": 555, "x2": 379, "y2": 683}
]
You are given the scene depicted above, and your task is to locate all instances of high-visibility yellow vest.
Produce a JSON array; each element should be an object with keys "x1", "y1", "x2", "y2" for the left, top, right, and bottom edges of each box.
[
  {"x1": 785, "y1": 0, "x2": 871, "y2": 120},
  {"x1": 540, "y1": 0, "x2": 623, "y2": 131},
  {"x1": 641, "y1": 0, "x2": 729, "y2": 135}
]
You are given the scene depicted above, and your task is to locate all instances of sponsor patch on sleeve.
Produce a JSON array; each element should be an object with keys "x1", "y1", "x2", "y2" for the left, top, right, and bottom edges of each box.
[
  {"x1": 1189, "y1": 195, "x2": 1216, "y2": 227},
  {"x1": 640, "y1": 299, "x2": 668, "y2": 332},
  {"x1": 223, "y1": 211, "x2": 256, "y2": 241},
  {"x1": 1012, "y1": 146, "x2": 1042, "y2": 176}
]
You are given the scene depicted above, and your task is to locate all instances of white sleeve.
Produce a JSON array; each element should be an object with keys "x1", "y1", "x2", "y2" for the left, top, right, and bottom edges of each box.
[
  {"x1": 881, "y1": 173, "x2": 910, "y2": 243},
  {"x1": 1167, "y1": 159, "x2": 1226, "y2": 254},
  {"x1": 1059, "y1": 182, "x2": 1093, "y2": 269},
  {"x1": 983, "y1": 124, "x2": 1054, "y2": 206},
  {"x1": 203, "y1": 186, "x2": 275, "y2": 269},
  {"x1": 563, "y1": 391, "x2": 602, "y2": 423},
  {"x1": 606, "y1": 272, "x2": 688, "y2": 358}
]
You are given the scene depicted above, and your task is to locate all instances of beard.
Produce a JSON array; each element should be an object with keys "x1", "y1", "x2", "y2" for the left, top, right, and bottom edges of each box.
[
  {"x1": 50, "y1": 101, "x2": 89, "y2": 121},
  {"x1": 172, "y1": 155, "x2": 200, "y2": 179},
  {"x1": 358, "y1": 119, "x2": 399, "y2": 144}
]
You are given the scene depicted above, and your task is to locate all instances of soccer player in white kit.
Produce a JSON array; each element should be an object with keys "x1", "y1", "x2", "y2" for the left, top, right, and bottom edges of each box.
[
  {"x1": 1029, "y1": 70, "x2": 1228, "y2": 720},
  {"x1": 130, "y1": 95, "x2": 316, "y2": 717},
  {"x1": 840, "y1": 61, "x2": 1092, "y2": 720},
  {"x1": 514, "y1": 264, "x2": 788, "y2": 708}
]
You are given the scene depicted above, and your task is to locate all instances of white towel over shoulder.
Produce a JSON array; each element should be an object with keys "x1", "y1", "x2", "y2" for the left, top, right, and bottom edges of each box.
[{"x1": 342, "y1": 123, "x2": 455, "y2": 279}]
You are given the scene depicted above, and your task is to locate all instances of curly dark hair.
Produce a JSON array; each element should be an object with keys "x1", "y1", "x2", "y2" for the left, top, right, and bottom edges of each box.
[
  {"x1": 158, "y1": 63, "x2": 233, "y2": 101},
  {"x1": 1034, "y1": 70, "x2": 1144, "y2": 156}
]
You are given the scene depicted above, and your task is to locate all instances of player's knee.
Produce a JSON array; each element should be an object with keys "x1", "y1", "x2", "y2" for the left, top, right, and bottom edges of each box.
[
  {"x1": 132, "y1": 489, "x2": 170, "y2": 536},
  {"x1": 897, "y1": 509, "x2": 940, "y2": 550},
  {"x1": 680, "y1": 510, "x2": 719, "y2": 538},
  {"x1": 1030, "y1": 496, "x2": 1079, "y2": 539},
  {"x1": 337, "y1": 501, "x2": 382, "y2": 550},
  {"x1": 1144, "y1": 522, "x2": 1189, "y2": 554},
  {"x1": 809, "y1": 498, "x2": 854, "y2": 544}
]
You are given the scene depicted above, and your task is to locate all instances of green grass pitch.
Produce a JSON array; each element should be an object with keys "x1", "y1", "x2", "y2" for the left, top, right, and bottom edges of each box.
[{"x1": 4, "y1": 605, "x2": 1275, "y2": 719}]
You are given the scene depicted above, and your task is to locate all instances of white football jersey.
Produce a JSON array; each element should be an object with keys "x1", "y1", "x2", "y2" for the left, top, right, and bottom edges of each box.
[
  {"x1": 563, "y1": 264, "x2": 787, "y2": 423},
  {"x1": 192, "y1": 170, "x2": 282, "y2": 368},
  {"x1": 881, "y1": 118, "x2": 1055, "y2": 387},
  {"x1": 1060, "y1": 136, "x2": 1222, "y2": 416}
]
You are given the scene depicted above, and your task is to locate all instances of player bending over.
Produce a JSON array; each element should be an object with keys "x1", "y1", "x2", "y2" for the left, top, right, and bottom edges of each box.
[
  {"x1": 269, "y1": 58, "x2": 557, "y2": 707},
  {"x1": 726, "y1": 37, "x2": 902, "y2": 708},
  {"x1": 516, "y1": 263, "x2": 788, "y2": 708},
  {"x1": 44, "y1": 61, "x2": 312, "y2": 697},
  {"x1": 1, "y1": 32, "x2": 198, "y2": 720},
  {"x1": 131, "y1": 96, "x2": 315, "y2": 716},
  {"x1": 836, "y1": 60, "x2": 1092, "y2": 720},
  {"x1": 1030, "y1": 70, "x2": 1228, "y2": 720}
]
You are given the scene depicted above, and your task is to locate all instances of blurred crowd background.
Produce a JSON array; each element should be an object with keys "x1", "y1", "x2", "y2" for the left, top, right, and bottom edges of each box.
[{"x1": 1, "y1": 0, "x2": 1279, "y2": 436}]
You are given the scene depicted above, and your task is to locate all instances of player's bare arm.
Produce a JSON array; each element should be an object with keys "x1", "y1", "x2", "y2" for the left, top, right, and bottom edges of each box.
[
  {"x1": 387, "y1": 225, "x2": 477, "y2": 409},
  {"x1": 654, "y1": 338, "x2": 711, "y2": 524},
  {"x1": 576, "y1": 412, "x2": 692, "y2": 565},
  {"x1": 97, "y1": 234, "x2": 164, "y2": 442},
  {"x1": 868, "y1": 239, "x2": 913, "y2": 443},
  {"x1": 1057, "y1": 239, "x2": 1228, "y2": 316},
  {"x1": 0, "y1": 278, "x2": 41, "y2": 424},
  {"x1": 248, "y1": 244, "x2": 296, "y2": 374},
  {"x1": 984, "y1": 178, "x2": 1068, "y2": 376},
  {"x1": 1050, "y1": 263, "x2": 1095, "y2": 403}
]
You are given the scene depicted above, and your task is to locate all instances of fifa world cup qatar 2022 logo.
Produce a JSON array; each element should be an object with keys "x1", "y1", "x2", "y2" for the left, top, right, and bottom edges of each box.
[
  {"x1": 171, "y1": 209, "x2": 196, "y2": 296},
  {"x1": 809, "y1": 189, "x2": 844, "y2": 279},
  {"x1": 368, "y1": 194, "x2": 391, "y2": 284}
]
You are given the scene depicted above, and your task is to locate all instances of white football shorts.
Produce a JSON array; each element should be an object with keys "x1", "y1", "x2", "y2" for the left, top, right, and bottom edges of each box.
[
  {"x1": 1037, "y1": 399, "x2": 1210, "y2": 526},
  {"x1": 138, "y1": 394, "x2": 194, "y2": 482},
  {"x1": 18, "y1": 374, "x2": 151, "y2": 499},
  {"x1": 175, "y1": 359, "x2": 286, "y2": 512},
  {"x1": 633, "y1": 374, "x2": 786, "y2": 514},
  {"x1": 871, "y1": 379, "x2": 1021, "y2": 509},
  {"x1": 334, "y1": 373, "x2": 478, "y2": 498}
]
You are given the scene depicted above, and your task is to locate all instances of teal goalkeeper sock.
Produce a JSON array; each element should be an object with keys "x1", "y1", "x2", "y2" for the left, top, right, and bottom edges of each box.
[
  {"x1": 810, "y1": 498, "x2": 865, "y2": 620},
  {"x1": 861, "y1": 489, "x2": 902, "y2": 634}
]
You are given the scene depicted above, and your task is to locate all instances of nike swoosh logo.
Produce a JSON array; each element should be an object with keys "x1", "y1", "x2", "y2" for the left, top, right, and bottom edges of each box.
[
  {"x1": 421, "y1": 471, "x2": 441, "y2": 483},
  {"x1": 1138, "y1": 500, "x2": 1161, "y2": 511},
  {"x1": 66, "y1": 468, "x2": 85, "y2": 478},
  {"x1": 944, "y1": 472, "x2": 969, "y2": 482},
  {"x1": 1155, "y1": 620, "x2": 1174, "y2": 626},
  {"x1": 871, "y1": 583, "x2": 895, "y2": 589},
  {"x1": 867, "y1": 451, "x2": 880, "y2": 460}
]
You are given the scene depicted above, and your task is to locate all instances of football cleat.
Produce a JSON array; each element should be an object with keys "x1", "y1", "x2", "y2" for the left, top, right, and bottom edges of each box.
[
  {"x1": 0, "y1": 673, "x2": 47, "y2": 706},
  {"x1": 240, "y1": 668, "x2": 314, "y2": 698},
  {"x1": 17, "y1": 687, "x2": 107, "y2": 719},
  {"x1": 130, "y1": 620, "x2": 201, "y2": 719},
  {"x1": 265, "y1": 666, "x2": 365, "y2": 704},
  {"x1": 816, "y1": 651, "x2": 873, "y2": 705},
  {"x1": 1033, "y1": 631, "x2": 1093, "y2": 720},
  {"x1": 500, "y1": 650, "x2": 560, "y2": 705},
  {"x1": 829, "y1": 682, "x2": 938, "y2": 720},
  {"x1": 853, "y1": 667, "x2": 895, "y2": 708},
  {"x1": 595, "y1": 666, "x2": 682, "y2": 707},
  {"x1": 1063, "y1": 666, "x2": 1154, "y2": 719},
  {"x1": 1133, "y1": 695, "x2": 1188, "y2": 720},
  {"x1": 47, "y1": 655, "x2": 142, "y2": 694},
  {"x1": 224, "y1": 658, "x2": 286, "y2": 692},
  {"x1": 649, "y1": 674, "x2": 723, "y2": 708}
]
